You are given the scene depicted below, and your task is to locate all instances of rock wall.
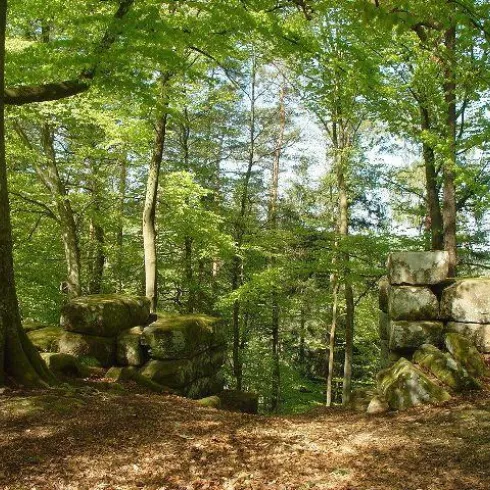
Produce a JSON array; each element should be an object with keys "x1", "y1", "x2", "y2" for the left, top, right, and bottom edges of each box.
[
  {"x1": 375, "y1": 251, "x2": 489, "y2": 411},
  {"x1": 379, "y1": 251, "x2": 490, "y2": 365},
  {"x1": 51, "y1": 294, "x2": 226, "y2": 398}
]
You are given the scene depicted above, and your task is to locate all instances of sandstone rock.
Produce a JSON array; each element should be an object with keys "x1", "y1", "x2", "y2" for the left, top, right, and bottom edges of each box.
[
  {"x1": 218, "y1": 390, "x2": 259, "y2": 414},
  {"x1": 388, "y1": 286, "x2": 439, "y2": 321},
  {"x1": 347, "y1": 388, "x2": 376, "y2": 412},
  {"x1": 117, "y1": 327, "x2": 146, "y2": 366},
  {"x1": 446, "y1": 322, "x2": 490, "y2": 353},
  {"x1": 441, "y1": 279, "x2": 490, "y2": 324},
  {"x1": 59, "y1": 331, "x2": 116, "y2": 367},
  {"x1": 378, "y1": 276, "x2": 389, "y2": 313},
  {"x1": 378, "y1": 311, "x2": 390, "y2": 341},
  {"x1": 389, "y1": 321, "x2": 444, "y2": 351},
  {"x1": 60, "y1": 294, "x2": 150, "y2": 337},
  {"x1": 142, "y1": 314, "x2": 224, "y2": 360},
  {"x1": 105, "y1": 366, "x2": 169, "y2": 393},
  {"x1": 186, "y1": 374, "x2": 225, "y2": 399},
  {"x1": 377, "y1": 358, "x2": 451, "y2": 411},
  {"x1": 27, "y1": 325, "x2": 63, "y2": 352},
  {"x1": 387, "y1": 251, "x2": 449, "y2": 285},
  {"x1": 197, "y1": 396, "x2": 221, "y2": 408},
  {"x1": 41, "y1": 352, "x2": 88, "y2": 378},
  {"x1": 22, "y1": 318, "x2": 49, "y2": 332},
  {"x1": 445, "y1": 333, "x2": 489, "y2": 378},
  {"x1": 413, "y1": 344, "x2": 480, "y2": 391},
  {"x1": 139, "y1": 359, "x2": 192, "y2": 389},
  {"x1": 366, "y1": 396, "x2": 389, "y2": 414}
]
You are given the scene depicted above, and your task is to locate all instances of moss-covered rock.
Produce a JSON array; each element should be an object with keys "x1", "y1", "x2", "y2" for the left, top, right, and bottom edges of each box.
[
  {"x1": 22, "y1": 318, "x2": 49, "y2": 332},
  {"x1": 366, "y1": 396, "x2": 389, "y2": 415},
  {"x1": 197, "y1": 395, "x2": 221, "y2": 408},
  {"x1": 41, "y1": 352, "x2": 89, "y2": 378},
  {"x1": 58, "y1": 331, "x2": 116, "y2": 367},
  {"x1": 218, "y1": 390, "x2": 259, "y2": 414},
  {"x1": 445, "y1": 333, "x2": 489, "y2": 378},
  {"x1": 388, "y1": 286, "x2": 439, "y2": 321},
  {"x1": 105, "y1": 366, "x2": 169, "y2": 393},
  {"x1": 377, "y1": 358, "x2": 451, "y2": 410},
  {"x1": 142, "y1": 314, "x2": 225, "y2": 360},
  {"x1": 347, "y1": 388, "x2": 377, "y2": 412},
  {"x1": 27, "y1": 325, "x2": 63, "y2": 352},
  {"x1": 60, "y1": 294, "x2": 151, "y2": 337},
  {"x1": 441, "y1": 279, "x2": 490, "y2": 323},
  {"x1": 139, "y1": 359, "x2": 192, "y2": 389},
  {"x1": 446, "y1": 322, "x2": 490, "y2": 353},
  {"x1": 413, "y1": 344, "x2": 480, "y2": 391},
  {"x1": 117, "y1": 326, "x2": 146, "y2": 366},
  {"x1": 387, "y1": 251, "x2": 450, "y2": 285},
  {"x1": 389, "y1": 320, "x2": 444, "y2": 351}
]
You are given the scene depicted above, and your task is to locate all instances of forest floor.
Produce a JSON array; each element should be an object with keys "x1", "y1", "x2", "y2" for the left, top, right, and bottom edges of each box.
[{"x1": 1, "y1": 381, "x2": 489, "y2": 490}]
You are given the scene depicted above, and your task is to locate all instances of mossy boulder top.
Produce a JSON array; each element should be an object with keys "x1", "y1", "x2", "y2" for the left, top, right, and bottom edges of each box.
[
  {"x1": 445, "y1": 332, "x2": 489, "y2": 378},
  {"x1": 60, "y1": 294, "x2": 151, "y2": 337},
  {"x1": 142, "y1": 314, "x2": 225, "y2": 361},
  {"x1": 377, "y1": 357, "x2": 451, "y2": 411},
  {"x1": 441, "y1": 279, "x2": 490, "y2": 323},
  {"x1": 387, "y1": 251, "x2": 450, "y2": 285},
  {"x1": 27, "y1": 325, "x2": 63, "y2": 353}
]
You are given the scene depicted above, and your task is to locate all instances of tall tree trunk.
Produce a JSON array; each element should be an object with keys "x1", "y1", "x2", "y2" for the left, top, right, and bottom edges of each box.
[
  {"x1": 143, "y1": 74, "x2": 170, "y2": 312},
  {"x1": 326, "y1": 274, "x2": 339, "y2": 407},
  {"x1": 40, "y1": 123, "x2": 81, "y2": 296},
  {"x1": 0, "y1": 1, "x2": 54, "y2": 387},
  {"x1": 419, "y1": 105, "x2": 444, "y2": 250},
  {"x1": 232, "y1": 56, "x2": 257, "y2": 390},
  {"x1": 268, "y1": 78, "x2": 286, "y2": 413},
  {"x1": 184, "y1": 236, "x2": 194, "y2": 313},
  {"x1": 442, "y1": 25, "x2": 458, "y2": 276},
  {"x1": 116, "y1": 156, "x2": 127, "y2": 293}
]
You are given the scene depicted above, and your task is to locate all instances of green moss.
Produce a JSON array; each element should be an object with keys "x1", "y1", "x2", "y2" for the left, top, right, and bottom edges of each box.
[
  {"x1": 27, "y1": 325, "x2": 63, "y2": 352},
  {"x1": 445, "y1": 333, "x2": 489, "y2": 378},
  {"x1": 378, "y1": 358, "x2": 451, "y2": 410},
  {"x1": 197, "y1": 395, "x2": 221, "y2": 408},
  {"x1": 413, "y1": 344, "x2": 481, "y2": 391}
]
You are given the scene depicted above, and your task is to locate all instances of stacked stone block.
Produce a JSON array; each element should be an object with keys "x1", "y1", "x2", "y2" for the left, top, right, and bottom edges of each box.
[
  {"x1": 379, "y1": 251, "x2": 490, "y2": 367},
  {"x1": 56, "y1": 294, "x2": 226, "y2": 398}
]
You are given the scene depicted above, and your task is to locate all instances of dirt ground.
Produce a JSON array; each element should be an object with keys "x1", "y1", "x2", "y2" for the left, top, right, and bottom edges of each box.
[{"x1": 1, "y1": 383, "x2": 489, "y2": 490}]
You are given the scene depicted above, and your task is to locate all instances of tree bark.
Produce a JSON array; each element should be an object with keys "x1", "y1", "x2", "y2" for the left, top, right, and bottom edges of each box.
[
  {"x1": 442, "y1": 25, "x2": 458, "y2": 276},
  {"x1": 0, "y1": 0, "x2": 55, "y2": 387},
  {"x1": 419, "y1": 104, "x2": 444, "y2": 250},
  {"x1": 116, "y1": 156, "x2": 127, "y2": 293},
  {"x1": 40, "y1": 123, "x2": 82, "y2": 296},
  {"x1": 143, "y1": 75, "x2": 170, "y2": 313},
  {"x1": 326, "y1": 275, "x2": 339, "y2": 407}
]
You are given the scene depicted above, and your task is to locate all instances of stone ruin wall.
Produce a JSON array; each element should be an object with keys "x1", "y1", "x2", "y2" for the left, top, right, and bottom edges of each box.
[{"x1": 379, "y1": 251, "x2": 490, "y2": 367}]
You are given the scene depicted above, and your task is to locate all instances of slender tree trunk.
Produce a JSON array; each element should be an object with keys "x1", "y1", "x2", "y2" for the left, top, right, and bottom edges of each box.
[
  {"x1": 442, "y1": 25, "x2": 458, "y2": 276},
  {"x1": 299, "y1": 307, "x2": 306, "y2": 368},
  {"x1": 116, "y1": 156, "x2": 127, "y2": 292},
  {"x1": 184, "y1": 236, "x2": 194, "y2": 313},
  {"x1": 232, "y1": 56, "x2": 257, "y2": 390},
  {"x1": 419, "y1": 105, "x2": 444, "y2": 250},
  {"x1": 143, "y1": 74, "x2": 170, "y2": 312},
  {"x1": 0, "y1": 1, "x2": 54, "y2": 387},
  {"x1": 326, "y1": 275, "x2": 339, "y2": 407},
  {"x1": 269, "y1": 78, "x2": 286, "y2": 413},
  {"x1": 40, "y1": 124, "x2": 81, "y2": 296}
]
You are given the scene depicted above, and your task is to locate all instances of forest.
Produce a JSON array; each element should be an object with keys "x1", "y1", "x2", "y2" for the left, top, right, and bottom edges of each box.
[{"x1": 1, "y1": 1, "x2": 490, "y2": 489}]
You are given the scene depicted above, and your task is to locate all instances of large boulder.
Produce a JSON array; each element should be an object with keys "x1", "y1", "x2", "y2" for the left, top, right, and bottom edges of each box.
[
  {"x1": 139, "y1": 359, "x2": 192, "y2": 389},
  {"x1": 117, "y1": 327, "x2": 146, "y2": 366},
  {"x1": 377, "y1": 358, "x2": 451, "y2": 410},
  {"x1": 142, "y1": 314, "x2": 224, "y2": 360},
  {"x1": 27, "y1": 325, "x2": 63, "y2": 352},
  {"x1": 366, "y1": 396, "x2": 390, "y2": 415},
  {"x1": 388, "y1": 286, "x2": 439, "y2": 321},
  {"x1": 446, "y1": 322, "x2": 490, "y2": 353},
  {"x1": 105, "y1": 366, "x2": 169, "y2": 393},
  {"x1": 413, "y1": 344, "x2": 480, "y2": 391},
  {"x1": 389, "y1": 320, "x2": 444, "y2": 351},
  {"x1": 387, "y1": 251, "x2": 450, "y2": 285},
  {"x1": 22, "y1": 318, "x2": 50, "y2": 332},
  {"x1": 60, "y1": 294, "x2": 150, "y2": 337},
  {"x1": 59, "y1": 331, "x2": 116, "y2": 367},
  {"x1": 441, "y1": 279, "x2": 490, "y2": 323},
  {"x1": 218, "y1": 390, "x2": 259, "y2": 414},
  {"x1": 41, "y1": 352, "x2": 88, "y2": 378},
  {"x1": 347, "y1": 388, "x2": 377, "y2": 412},
  {"x1": 445, "y1": 333, "x2": 489, "y2": 378}
]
